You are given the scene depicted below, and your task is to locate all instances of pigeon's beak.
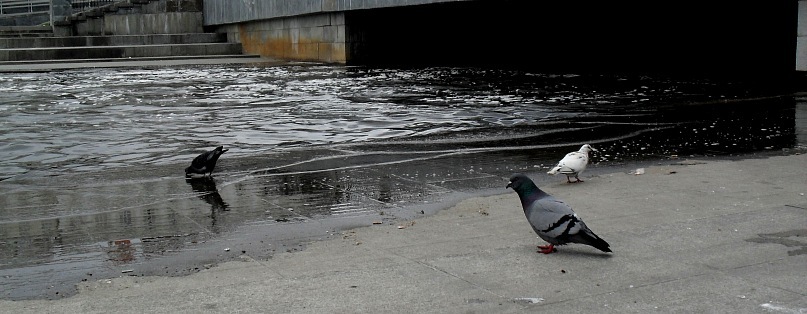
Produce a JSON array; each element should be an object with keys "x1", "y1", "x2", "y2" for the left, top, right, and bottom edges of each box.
[
  {"x1": 506, "y1": 182, "x2": 513, "y2": 189},
  {"x1": 222, "y1": 149, "x2": 229, "y2": 153}
]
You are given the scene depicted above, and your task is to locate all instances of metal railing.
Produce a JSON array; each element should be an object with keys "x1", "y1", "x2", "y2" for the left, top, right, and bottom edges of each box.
[
  {"x1": 0, "y1": 0, "x2": 50, "y2": 17},
  {"x1": 70, "y1": 0, "x2": 116, "y2": 12}
]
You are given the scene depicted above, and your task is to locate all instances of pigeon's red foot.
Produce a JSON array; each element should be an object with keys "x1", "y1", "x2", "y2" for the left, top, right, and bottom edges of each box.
[{"x1": 537, "y1": 244, "x2": 556, "y2": 254}]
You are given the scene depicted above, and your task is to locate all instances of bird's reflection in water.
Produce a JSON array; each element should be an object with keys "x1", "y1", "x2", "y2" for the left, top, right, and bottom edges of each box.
[{"x1": 186, "y1": 177, "x2": 229, "y2": 231}]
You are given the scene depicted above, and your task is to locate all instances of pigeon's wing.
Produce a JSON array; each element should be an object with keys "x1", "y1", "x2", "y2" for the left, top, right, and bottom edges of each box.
[
  {"x1": 525, "y1": 196, "x2": 576, "y2": 231},
  {"x1": 548, "y1": 152, "x2": 576, "y2": 174},
  {"x1": 188, "y1": 150, "x2": 217, "y2": 171},
  {"x1": 526, "y1": 198, "x2": 597, "y2": 245},
  {"x1": 190, "y1": 152, "x2": 209, "y2": 167}
]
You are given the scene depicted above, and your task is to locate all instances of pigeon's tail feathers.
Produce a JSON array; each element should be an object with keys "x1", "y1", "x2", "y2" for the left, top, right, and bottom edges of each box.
[
  {"x1": 573, "y1": 231, "x2": 612, "y2": 253},
  {"x1": 547, "y1": 166, "x2": 561, "y2": 175},
  {"x1": 548, "y1": 166, "x2": 576, "y2": 175},
  {"x1": 588, "y1": 236, "x2": 612, "y2": 253}
]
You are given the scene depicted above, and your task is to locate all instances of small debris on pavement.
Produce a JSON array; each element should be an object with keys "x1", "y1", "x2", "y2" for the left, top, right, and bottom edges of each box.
[
  {"x1": 397, "y1": 221, "x2": 416, "y2": 229},
  {"x1": 513, "y1": 297, "x2": 544, "y2": 304}
]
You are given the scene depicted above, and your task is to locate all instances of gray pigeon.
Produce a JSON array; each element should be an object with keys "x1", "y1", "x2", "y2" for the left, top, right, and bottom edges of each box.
[
  {"x1": 185, "y1": 146, "x2": 228, "y2": 177},
  {"x1": 507, "y1": 173, "x2": 611, "y2": 254}
]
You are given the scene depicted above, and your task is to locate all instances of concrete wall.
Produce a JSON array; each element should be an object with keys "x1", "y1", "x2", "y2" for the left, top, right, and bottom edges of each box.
[
  {"x1": 63, "y1": 0, "x2": 205, "y2": 36},
  {"x1": 203, "y1": 0, "x2": 470, "y2": 25},
  {"x1": 202, "y1": 0, "x2": 453, "y2": 62},
  {"x1": 72, "y1": 12, "x2": 203, "y2": 35},
  {"x1": 216, "y1": 12, "x2": 345, "y2": 63},
  {"x1": 104, "y1": 12, "x2": 203, "y2": 35},
  {"x1": 206, "y1": 0, "x2": 800, "y2": 79},
  {"x1": 798, "y1": 1, "x2": 807, "y2": 71}
]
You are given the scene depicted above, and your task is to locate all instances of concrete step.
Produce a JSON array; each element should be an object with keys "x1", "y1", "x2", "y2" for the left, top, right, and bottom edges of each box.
[
  {"x1": 0, "y1": 33, "x2": 228, "y2": 49},
  {"x1": 0, "y1": 54, "x2": 262, "y2": 67},
  {"x1": 0, "y1": 26, "x2": 54, "y2": 38},
  {"x1": 0, "y1": 42, "x2": 243, "y2": 61}
]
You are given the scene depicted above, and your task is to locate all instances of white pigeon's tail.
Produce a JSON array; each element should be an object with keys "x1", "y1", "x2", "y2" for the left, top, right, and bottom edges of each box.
[{"x1": 547, "y1": 166, "x2": 561, "y2": 175}]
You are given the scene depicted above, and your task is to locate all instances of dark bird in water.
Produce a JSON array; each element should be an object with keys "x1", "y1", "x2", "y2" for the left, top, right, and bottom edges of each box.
[
  {"x1": 507, "y1": 173, "x2": 611, "y2": 254},
  {"x1": 185, "y1": 146, "x2": 228, "y2": 177}
]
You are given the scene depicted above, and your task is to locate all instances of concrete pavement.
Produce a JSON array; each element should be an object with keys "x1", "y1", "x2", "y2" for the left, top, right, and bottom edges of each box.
[{"x1": 1, "y1": 153, "x2": 806, "y2": 313}]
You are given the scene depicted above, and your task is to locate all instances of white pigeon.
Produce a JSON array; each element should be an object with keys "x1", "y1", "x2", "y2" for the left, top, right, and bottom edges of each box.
[
  {"x1": 507, "y1": 173, "x2": 611, "y2": 254},
  {"x1": 547, "y1": 144, "x2": 597, "y2": 183}
]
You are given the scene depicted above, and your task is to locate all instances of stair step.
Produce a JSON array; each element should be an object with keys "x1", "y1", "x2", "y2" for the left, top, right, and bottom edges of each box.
[
  {"x1": 0, "y1": 54, "x2": 262, "y2": 66},
  {"x1": 0, "y1": 33, "x2": 228, "y2": 49},
  {"x1": 0, "y1": 1, "x2": 246, "y2": 63},
  {"x1": 0, "y1": 32, "x2": 56, "y2": 38},
  {"x1": 0, "y1": 43, "x2": 244, "y2": 62},
  {"x1": 0, "y1": 26, "x2": 51, "y2": 32},
  {"x1": 0, "y1": 26, "x2": 54, "y2": 38}
]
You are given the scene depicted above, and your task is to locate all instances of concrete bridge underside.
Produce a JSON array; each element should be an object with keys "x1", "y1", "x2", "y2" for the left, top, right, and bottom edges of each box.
[{"x1": 205, "y1": 0, "x2": 800, "y2": 78}]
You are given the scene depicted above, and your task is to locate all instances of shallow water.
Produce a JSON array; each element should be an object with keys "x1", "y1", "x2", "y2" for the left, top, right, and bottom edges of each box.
[
  {"x1": 0, "y1": 65, "x2": 798, "y2": 179},
  {"x1": 0, "y1": 64, "x2": 804, "y2": 300}
]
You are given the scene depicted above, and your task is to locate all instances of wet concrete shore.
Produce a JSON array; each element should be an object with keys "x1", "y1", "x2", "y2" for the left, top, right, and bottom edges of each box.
[
  {"x1": 2, "y1": 152, "x2": 805, "y2": 313},
  {"x1": 1, "y1": 60, "x2": 805, "y2": 309},
  {"x1": 2, "y1": 142, "x2": 653, "y2": 301}
]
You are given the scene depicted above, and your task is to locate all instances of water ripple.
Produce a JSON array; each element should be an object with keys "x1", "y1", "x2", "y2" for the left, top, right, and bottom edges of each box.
[{"x1": 0, "y1": 65, "x2": 796, "y2": 180}]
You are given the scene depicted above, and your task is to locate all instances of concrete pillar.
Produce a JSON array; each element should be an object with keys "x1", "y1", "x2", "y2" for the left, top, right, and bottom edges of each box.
[
  {"x1": 50, "y1": 0, "x2": 72, "y2": 30},
  {"x1": 797, "y1": 1, "x2": 807, "y2": 147},
  {"x1": 797, "y1": 95, "x2": 807, "y2": 147},
  {"x1": 798, "y1": 1, "x2": 807, "y2": 71},
  {"x1": 221, "y1": 12, "x2": 347, "y2": 63}
]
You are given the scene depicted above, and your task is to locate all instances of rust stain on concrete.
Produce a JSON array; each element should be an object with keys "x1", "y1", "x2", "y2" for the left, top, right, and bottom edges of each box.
[{"x1": 237, "y1": 25, "x2": 345, "y2": 63}]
